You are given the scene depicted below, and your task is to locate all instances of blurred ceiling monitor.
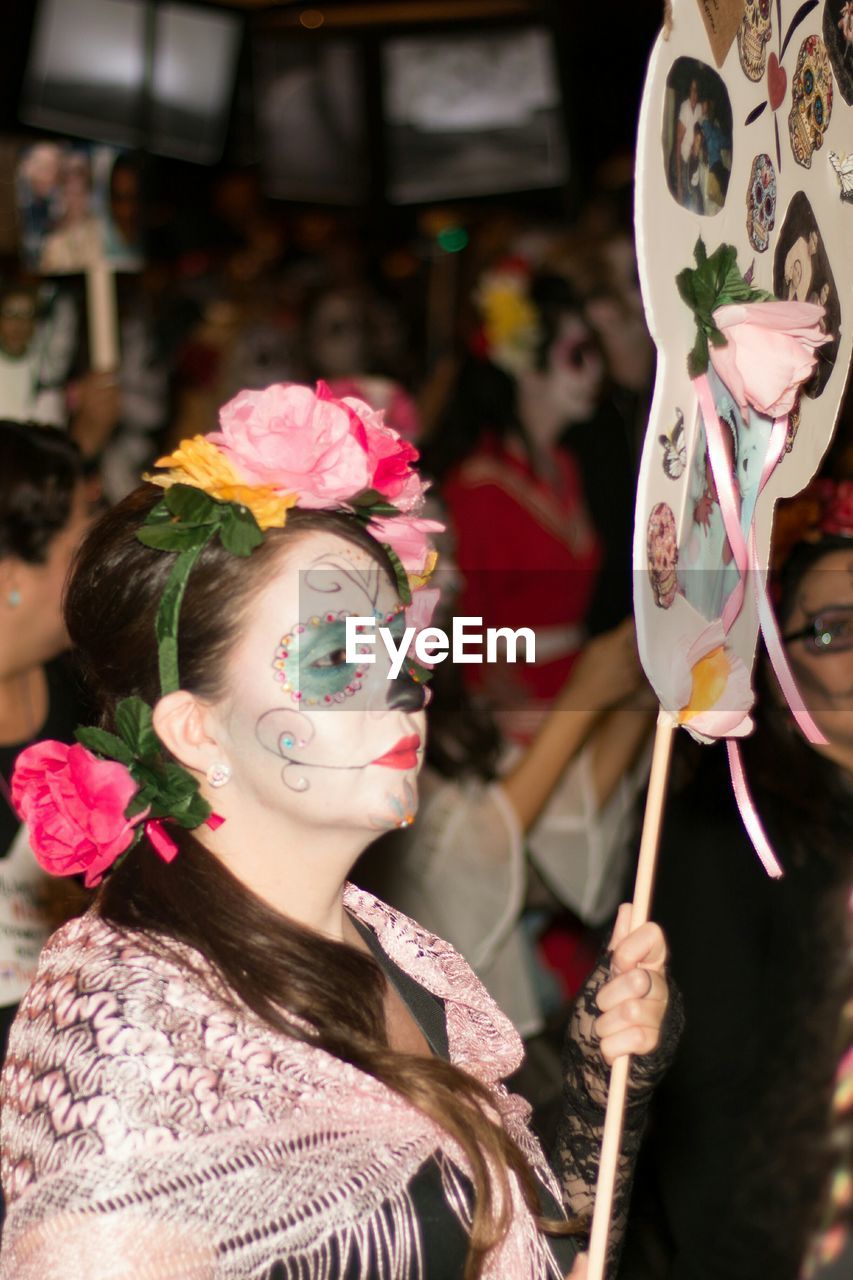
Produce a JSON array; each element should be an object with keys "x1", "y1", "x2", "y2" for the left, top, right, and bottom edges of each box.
[
  {"x1": 383, "y1": 27, "x2": 568, "y2": 203},
  {"x1": 21, "y1": 0, "x2": 242, "y2": 164},
  {"x1": 253, "y1": 35, "x2": 367, "y2": 205}
]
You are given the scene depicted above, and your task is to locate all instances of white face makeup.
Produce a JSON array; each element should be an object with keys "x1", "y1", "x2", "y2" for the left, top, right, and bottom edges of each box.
[
  {"x1": 211, "y1": 528, "x2": 426, "y2": 836},
  {"x1": 543, "y1": 313, "x2": 604, "y2": 424}
]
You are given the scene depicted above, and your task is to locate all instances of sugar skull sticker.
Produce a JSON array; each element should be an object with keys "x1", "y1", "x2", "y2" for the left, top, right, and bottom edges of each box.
[
  {"x1": 647, "y1": 503, "x2": 679, "y2": 609},
  {"x1": 746, "y1": 153, "x2": 777, "y2": 252},
  {"x1": 788, "y1": 35, "x2": 834, "y2": 168},
  {"x1": 737, "y1": 0, "x2": 772, "y2": 82}
]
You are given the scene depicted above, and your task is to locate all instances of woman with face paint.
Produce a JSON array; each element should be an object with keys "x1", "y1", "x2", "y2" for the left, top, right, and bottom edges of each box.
[
  {"x1": 426, "y1": 265, "x2": 607, "y2": 709},
  {"x1": 0, "y1": 383, "x2": 679, "y2": 1280},
  {"x1": 620, "y1": 482, "x2": 853, "y2": 1280}
]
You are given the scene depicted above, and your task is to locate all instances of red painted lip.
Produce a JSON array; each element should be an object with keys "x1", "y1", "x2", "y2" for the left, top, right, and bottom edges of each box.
[{"x1": 371, "y1": 734, "x2": 421, "y2": 769}]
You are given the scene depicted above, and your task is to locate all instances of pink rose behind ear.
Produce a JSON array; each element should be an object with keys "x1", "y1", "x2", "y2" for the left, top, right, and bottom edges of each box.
[
  {"x1": 212, "y1": 382, "x2": 371, "y2": 509},
  {"x1": 12, "y1": 741, "x2": 141, "y2": 887},
  {"x1": 710, "y1": 301, "x2": 831, "y2": 419}
]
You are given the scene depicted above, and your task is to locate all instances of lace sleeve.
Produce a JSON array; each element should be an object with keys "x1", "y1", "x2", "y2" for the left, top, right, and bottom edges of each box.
[{"x1": 551, "y1": 950, "x2": 684, "y2": 1276}]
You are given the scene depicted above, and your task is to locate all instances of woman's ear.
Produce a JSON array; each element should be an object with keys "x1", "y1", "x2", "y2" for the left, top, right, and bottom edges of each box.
[{"x1": 152, "y1": 690, "x2": 223, "y2": 775}]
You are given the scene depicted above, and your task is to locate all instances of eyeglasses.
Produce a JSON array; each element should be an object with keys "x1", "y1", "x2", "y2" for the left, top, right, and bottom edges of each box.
[{"x1": 783, "y1": 606, "x2": 853, "y2": 654}]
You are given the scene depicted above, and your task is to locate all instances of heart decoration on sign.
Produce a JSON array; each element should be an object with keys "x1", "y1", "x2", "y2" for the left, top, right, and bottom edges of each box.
[
  {"x1": 767, "y1": 52, "x2": 788, "y2": 109},
  {"x1": 743, "y1": 0, "x2": 820, "y2": 166}
]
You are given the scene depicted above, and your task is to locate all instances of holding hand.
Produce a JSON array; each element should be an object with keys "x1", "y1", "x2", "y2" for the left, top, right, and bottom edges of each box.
[
  {"x1": 594, "y1": 903, "x2": 669, "y2": 1067},
  {"x1": 558, "y1": 619, "x2": 645, "y2": 717}
]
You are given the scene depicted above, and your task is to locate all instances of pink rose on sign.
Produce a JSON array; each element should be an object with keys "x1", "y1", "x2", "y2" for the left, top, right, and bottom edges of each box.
[
  {"x1": 709, "y1": 301, "x2": 831, "y2": 419},
  {"x1": 368, "y1": 515, "x2": 444, "y2": 575},
  {"x1": 11, "y1": 741, "x2": 142, "y2": 887},
  {"x1": 211, "y1": 382, "x2": 371, "y2": 509}
]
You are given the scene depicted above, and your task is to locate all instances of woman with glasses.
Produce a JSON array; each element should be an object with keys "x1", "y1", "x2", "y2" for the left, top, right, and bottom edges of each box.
[{"x1": 620, "y1": 482, "x2": 853, "y2": 1280}]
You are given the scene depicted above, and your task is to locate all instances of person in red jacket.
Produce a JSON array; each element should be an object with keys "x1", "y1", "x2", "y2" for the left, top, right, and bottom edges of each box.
[{"x1": 425, "y1": 263, "x2": 606, "y2": 712}]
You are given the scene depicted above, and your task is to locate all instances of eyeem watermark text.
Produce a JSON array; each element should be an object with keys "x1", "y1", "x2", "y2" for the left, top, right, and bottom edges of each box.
[{"x1": 346, "y1": 616, "x2": 536, "y2": 679}]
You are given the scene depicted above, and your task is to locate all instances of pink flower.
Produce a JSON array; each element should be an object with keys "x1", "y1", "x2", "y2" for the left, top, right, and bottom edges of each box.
[
  {"x1": 405, "y1": 586, "x2": 442, "y2": 668},
  {"x1": 709, "y1": 301, "x2": 832, "y2": 419},
  {"x1": 668, "y1": 620, "x2": 754, "y2": 744},
  {"x1": 11, "y1": 742, "x2": 142, "y2": 887},
  {"x1": 368, "y1": 514, "x2": 444, "y2": 574},
  {"x1": 340, "y1": 397, "x2": 423, "y2": 510},
  {"x1": 211, "y1": 382, "x2": 371, "y2": 509}
]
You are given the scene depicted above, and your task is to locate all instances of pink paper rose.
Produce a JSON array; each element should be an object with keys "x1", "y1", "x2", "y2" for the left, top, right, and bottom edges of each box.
[
  {"x1": 337, "y1": 395, "x2": 424, "y2": 511},
  {"x1": 669, "y1": 620, "x2": 754, "y2": 744},
  {"x1": 404, "y1": 586, "x2": 442, "y2": 668},
  {"x1": 709, "y1": 301, "x2": 832, "y2": 419},
  {"x1": 212, "y1": 382, "x2": 371, "y2": 509},
  {"x1": 12, "y1": 741, "x2": 142, "y2": 887},
  {"x1": 368, "y1": 514, "x2": 444, "y2": 575}
]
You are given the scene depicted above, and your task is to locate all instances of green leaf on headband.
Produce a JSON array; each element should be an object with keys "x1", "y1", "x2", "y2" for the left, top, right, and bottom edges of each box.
[
  {"x1": 75, "y1": 725, "x2": 135, "y2": 766},
  {"x1": 218, "y1": 503, "x2": 264, "y2": 556},
  {"x1": 136, "y1": 522, "x2": 212, "y2": 551},
  {"x1": 383, "y1": 544, "x2": 412, "y2": 605},
  {"x1": 163, "y1": 484, "x2": 217, "y2": 523},
  {"x1": 115, "y1": 697, "x2": 160, "y2": 759},
  {"x1": 350, "y1": 489, "x2": 402, "y2": 517}
]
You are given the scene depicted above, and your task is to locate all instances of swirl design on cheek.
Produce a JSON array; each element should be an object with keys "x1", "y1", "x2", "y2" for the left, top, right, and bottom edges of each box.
[{"x1": 256, "y1": 709, "x2": 318, "y2": 793}]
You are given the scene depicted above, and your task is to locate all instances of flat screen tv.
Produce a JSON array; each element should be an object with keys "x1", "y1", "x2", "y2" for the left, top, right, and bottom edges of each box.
[
  {"x1": 21, "y1": 0, "x2": 242, "y2": 164},
  {"x1": 382, "y1": 26, "x2": 569, "y2": 203}
]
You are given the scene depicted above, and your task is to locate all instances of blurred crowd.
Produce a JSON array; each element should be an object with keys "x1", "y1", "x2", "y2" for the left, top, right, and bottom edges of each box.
[{"x1": 0, "y1": 159, "x2": 851, "y2": 1280}]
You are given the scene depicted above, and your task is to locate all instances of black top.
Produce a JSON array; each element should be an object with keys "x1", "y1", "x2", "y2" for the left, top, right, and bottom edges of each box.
[
  {"x1": 350, "y1": 916, "x2": 578, "y2": 1278},
  {"x1": 620, "y1": 744, "x2": 850, "y2": 1280}
]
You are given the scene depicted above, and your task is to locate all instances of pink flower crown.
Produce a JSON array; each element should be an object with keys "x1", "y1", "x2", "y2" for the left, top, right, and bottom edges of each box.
[{"x1": 12, "y1": 381, "x2": 442, "y2": 889}]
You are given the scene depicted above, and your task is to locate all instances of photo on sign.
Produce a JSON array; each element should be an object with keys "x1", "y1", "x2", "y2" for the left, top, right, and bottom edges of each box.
[
  {"x1": 773, "y1": 191, "x2": 840, "y2": 398},
  {"x1": 16, "y1": 141, "x2": 142, "y2": 275},
  {"x1": 662, "y1": 57, "x2": 733, "y2": 215}
]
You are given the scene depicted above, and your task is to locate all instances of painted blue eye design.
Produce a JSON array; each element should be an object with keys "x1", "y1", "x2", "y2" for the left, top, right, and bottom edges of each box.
[
  {"x1": 272, "y1": 611, "x2": 369, "y2": 706},
  {"x1": 814, "y1": 96, "x2": 823, "y2": 125},
  {"x1": 804, "y1": 69, "x2": 814, "y2": 95}
]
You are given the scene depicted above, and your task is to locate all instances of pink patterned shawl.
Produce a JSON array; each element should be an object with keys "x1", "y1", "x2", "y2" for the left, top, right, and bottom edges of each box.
[{"x1": 0, "y1": 885, "x2": 568, "y2": 1279}]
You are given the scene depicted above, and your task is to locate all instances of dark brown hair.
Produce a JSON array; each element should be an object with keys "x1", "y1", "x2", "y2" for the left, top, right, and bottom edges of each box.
[
  {"x1": 0, "y1": 420, "x2": 81, "y2": 563},
  {"x1": 64, "y1": 485, "x2": 570, "y2": 1276}
]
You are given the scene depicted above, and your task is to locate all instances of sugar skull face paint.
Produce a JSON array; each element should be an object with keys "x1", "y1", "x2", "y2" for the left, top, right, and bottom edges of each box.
[
  {"x1": 211, "y1": 528, "x2": 426, "y2": 838},
  {"x1": 273, "y1": 609, "x2": 407, "y2": 706}
]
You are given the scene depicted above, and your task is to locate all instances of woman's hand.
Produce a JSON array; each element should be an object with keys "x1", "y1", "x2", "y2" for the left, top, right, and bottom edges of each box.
[
  {"x1": 558, "y1": 619, "x2": 644, "y2": 718},
  {"x1": 593, "y1": 903, "x2": 669, "y2": 1066}
]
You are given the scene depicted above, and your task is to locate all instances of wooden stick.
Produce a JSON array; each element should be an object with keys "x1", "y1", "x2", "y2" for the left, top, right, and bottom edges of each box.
[
  {"x1": 85, "y1": 264, "x2": 119, "y2": 372},
  {"x1": 585, "y1": 708, "x2": 677, "y2": 1280}
]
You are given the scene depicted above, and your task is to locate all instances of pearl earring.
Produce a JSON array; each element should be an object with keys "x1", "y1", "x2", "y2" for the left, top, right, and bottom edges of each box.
[
  {"x1": 7, "y1": 589, "x2": 21, "y2": 607},
  {"x1": 206, "y1": 761, "x2": 232, "y2": 788}
]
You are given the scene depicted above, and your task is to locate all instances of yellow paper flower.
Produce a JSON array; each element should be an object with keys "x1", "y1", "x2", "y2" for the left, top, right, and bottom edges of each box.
[
  {"x1": 475, "y1": 266, "x2": 541, "y2": 375},
  {"x1": 408, "y1": 548, "x2": 439, "y2": 592},
  {"x1": 146, "y1": 435, "x2": 294, "y2": 530},
  {"x1": 678, "y1": 645, "x2": 731, "y2": 723}
]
